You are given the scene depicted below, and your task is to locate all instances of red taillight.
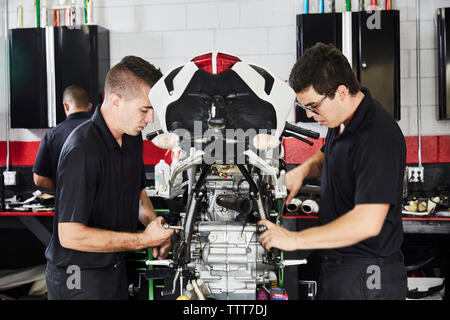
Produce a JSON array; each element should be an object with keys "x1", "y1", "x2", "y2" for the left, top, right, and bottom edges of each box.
[
  {"x1": 192, "y1": 53, "x2": 213, "y2": 74},
  {"x1": 192, "y1": 52, "x2": 240, "y2": 74},
  {"x1": 216, "y1": 53, "x2": 241, "y2": 73}
]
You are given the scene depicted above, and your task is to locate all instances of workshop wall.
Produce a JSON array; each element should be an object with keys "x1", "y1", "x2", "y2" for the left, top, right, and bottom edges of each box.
[{"x1": 0, "y1": 0, "x2": 449, "y2": 143}]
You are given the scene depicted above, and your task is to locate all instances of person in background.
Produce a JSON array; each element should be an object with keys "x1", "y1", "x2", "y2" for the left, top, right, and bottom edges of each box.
[
  {"x1": 33, "y1": 85, "x2": 157, "y2": 249},
  {"x1": 33, "y1": 85, "x2": 92, "y2": 191},
  {"x1": 258, "y1": 43, "x2": 407, "y2": 300},
  {"x1": 45, "y1": 56, "x2": 173, "y2": 300}
]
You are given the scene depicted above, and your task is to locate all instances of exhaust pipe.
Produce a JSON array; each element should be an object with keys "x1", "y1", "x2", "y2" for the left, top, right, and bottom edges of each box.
[
  {"x1": 301, "y1": 199, "x2": 319, "y2": 215},
  {"x1": 216, "y1": 195, "x2": 253, "y2": 215},
  {"x1": 286, "y1": 198, "x2": 302, "y2": 214}
]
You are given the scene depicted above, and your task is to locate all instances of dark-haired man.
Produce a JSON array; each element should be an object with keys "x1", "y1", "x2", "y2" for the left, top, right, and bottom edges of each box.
[
  {"x1": 33, "y1": 85, "x2": 92, "y2": 191},
  {"x1": 258, "y1": 43, "x2": 407, "y2": 300},
  {"x1": 45, "y1": 56, "x2": 173, "y2": 300}
]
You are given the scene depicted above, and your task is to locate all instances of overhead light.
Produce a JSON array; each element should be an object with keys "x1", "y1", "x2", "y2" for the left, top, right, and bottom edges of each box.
[
  {"x1": 252, "y1": 134, "x2": 279, "y2": 151},
  {"x1": 152, "y1": 133, "x2": 180, "y2": 149}
]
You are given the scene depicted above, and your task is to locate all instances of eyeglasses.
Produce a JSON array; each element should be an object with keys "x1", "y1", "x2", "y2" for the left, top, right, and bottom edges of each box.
[{"x1": 295, "y1": 88, "x2": 336, "y2": 115}]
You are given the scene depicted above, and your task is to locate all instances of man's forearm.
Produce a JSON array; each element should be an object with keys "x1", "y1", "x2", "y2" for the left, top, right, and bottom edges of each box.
[
  {"x1": 293, "y1": 214, "x2": 370, "y2": 250},
  {"x1": 59, "y1": 223, "x2": 150, "y2": 253},
  {"x1": 33, "y1": 173, "x2": 55, "y2": 191},
  {"x1": 300, "y1": 149, "x2": 324, "y2": 179},
  {"x1": 292, "y1": 205, "x2": 388, "y2": 250},
  {"x1": 260, "y1": 204, "x2": 390, "y2": 252}
]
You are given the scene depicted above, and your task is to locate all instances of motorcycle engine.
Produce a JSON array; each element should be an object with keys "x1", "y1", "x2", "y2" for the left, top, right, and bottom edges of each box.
[{"x1": 185, "y1": 166, "x2": 275, "y2": 300}]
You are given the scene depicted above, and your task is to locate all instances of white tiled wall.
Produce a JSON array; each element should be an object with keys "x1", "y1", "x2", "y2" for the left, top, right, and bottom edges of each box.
[{"x1": 0, "y1": 0, "x2": 449, "y2": 141}]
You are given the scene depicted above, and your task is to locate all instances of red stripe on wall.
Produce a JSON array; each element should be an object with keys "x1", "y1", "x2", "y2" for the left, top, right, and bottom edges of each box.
[
  {"x1": 0, "y1": 136, "x2": 448, "y2": 166},
  {"x1": 0, "y1": 140, "x2": 174, "y2": 166},
  {"x1": 282, "y1": 137, "x2": 326, "y2": 164},
  {"x1": 404, "y1": 136, "x2": 441, "y2": 164},
  {"x1": 284, "y1": 136, "x2": 449, "y2": 165},
  {"x1": 0, "y1": 141, "x2": 40, "y2": 167},
  {"x1": 438, "y1": 136, "x2": 450, "y2": 163}
]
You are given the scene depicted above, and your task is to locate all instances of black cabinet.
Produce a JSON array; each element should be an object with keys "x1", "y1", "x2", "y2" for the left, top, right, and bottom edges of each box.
[
  {"x1": 9, "y1": 25, "x2": 110, "y2": 128},
  {"x1": 54, "y1": 26, "x2": 110, "y2": 124},
  {"x1": 437, "y1": 8, "x2": 450, "y2": 120},
  {"x1": 352, "y1": 10, "x2": 400, "y2": 120},
  {"x1": 9, "y1": 28, "x2": 48, "y2": 128},
  {"x1": 296, "y1": 13, "x2": 343, "y2": 59},
  {"x1": 296, "y1": 10, "x2": 400, "y2": 122}
]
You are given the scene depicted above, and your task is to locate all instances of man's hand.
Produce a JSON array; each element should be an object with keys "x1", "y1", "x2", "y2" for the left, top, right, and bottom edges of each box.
[
  {"x1": 257, "y1": 220, "x2": 299, "y2": 252},
  {"x1": 142, "y1": 216, "x2": 173, "y2": 252},
  {"x1": 152, "y1": 240, "x2": 171, "y2": 260},
  {"x1": 285, "y1": 166, "x2": 307, "y2": 205}
]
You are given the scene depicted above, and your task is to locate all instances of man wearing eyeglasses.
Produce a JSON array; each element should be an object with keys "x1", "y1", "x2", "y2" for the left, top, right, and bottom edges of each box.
[{"x1": 258, "y1": 43, "x2": 407, "y2": 300}]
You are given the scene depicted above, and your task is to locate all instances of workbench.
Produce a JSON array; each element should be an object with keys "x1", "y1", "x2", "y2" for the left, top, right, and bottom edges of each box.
[{"x1": 1, "y1": 212, "x2": 450, "y2": 247}]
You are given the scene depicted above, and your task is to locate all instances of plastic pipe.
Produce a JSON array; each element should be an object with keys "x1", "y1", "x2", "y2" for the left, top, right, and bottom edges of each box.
[
  {"x1": 415, "y1": 0, "x2": 423, "y2": 168},
  {"x1": 35, "y1": 0, "x2": 40, "y2": 28}
]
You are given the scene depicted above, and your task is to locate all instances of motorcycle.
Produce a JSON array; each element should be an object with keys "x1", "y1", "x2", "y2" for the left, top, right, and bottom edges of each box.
[{"x1": 137, "y1": 52, "x2": 319, "y2": 300}]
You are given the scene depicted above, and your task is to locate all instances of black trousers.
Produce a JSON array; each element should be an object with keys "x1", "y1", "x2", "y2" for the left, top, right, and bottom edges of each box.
[
  {"x1": 46, "y1": 260, "x2": 129, "y2": 300},
  {"x1": 317, "y1": 254, "x2": 407, "y2": 300}
]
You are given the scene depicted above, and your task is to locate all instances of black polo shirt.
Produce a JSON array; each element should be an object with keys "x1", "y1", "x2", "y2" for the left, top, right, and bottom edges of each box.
[
  {"x1": 319, "y1": 87, "x2": 406, "y2": 258},
  {"x1": 33, "y1": 112, "x2": 91, "y2": 183},
  {"x1": 45, "y1": 106, "x2": 146, "y2": 269}
]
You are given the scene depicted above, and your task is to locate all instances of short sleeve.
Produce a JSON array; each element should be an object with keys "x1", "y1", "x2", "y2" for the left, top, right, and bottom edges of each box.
[
  {"x1": 56, "y1": 147, "x2": 100, "y2": 224},
  {"x1": 320, "y1": 144, "x2": 326, "y2": 154},
  {"x1": 352, "y1": 134, "x2": 405, "y2": 205},
  {"x1": 321, "y1": 128, "x2": 332, "y2": 154},
  {"x1": 33, "y1": 133, "x2": 53, "y2": 178},
  {"x1": 141, "y1": 163, "x2": 147, "y2": 190}
]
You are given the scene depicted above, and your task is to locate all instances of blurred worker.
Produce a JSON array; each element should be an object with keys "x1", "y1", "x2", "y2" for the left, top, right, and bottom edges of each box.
[
  {"x1": 258, "y1": 43, "x2": 407, "y2": 300},
  {"x1": 33, "y1": 85, "x2": 92, "y2": 190},
  {"x1": 45, "y1": 56, "x2": 173, "y2": 300}
]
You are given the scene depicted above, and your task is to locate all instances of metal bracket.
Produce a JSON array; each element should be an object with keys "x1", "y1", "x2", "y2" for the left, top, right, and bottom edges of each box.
[{"x1": 17, "y1": 216, "x2": 51, "y2": 246}]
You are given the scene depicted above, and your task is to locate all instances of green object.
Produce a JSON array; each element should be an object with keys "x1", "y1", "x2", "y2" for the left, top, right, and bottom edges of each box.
[
  {"x1": 130, "y1": 259, "x2": 147, "y2": 263},
  {"x1": 148, "y1": 248, "x2": 154, "y2": 300},
  {"x1": 35, "y1": 0, "x2": 40, "y2": 28},
  {"x1": 279, "y1": 251, "x2": 285, "y2": 288},
  {"x1": 346, "y1": 0, "x2": 352, "y2": 11},
  {"x1": 279, "y1": 199, "x2": 285, "y2": 288}
]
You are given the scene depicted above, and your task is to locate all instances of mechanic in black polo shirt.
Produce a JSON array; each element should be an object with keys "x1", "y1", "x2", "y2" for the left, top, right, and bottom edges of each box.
[
  {"x1": 33, "y1": 85, "x2": 92, "y2": 190},
  {"x1": 258, "y1": 43, "x2": 407, "y2": 299},
  {"x1": 45, "y1": 56, "x2": 174, "y2": 300}
]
